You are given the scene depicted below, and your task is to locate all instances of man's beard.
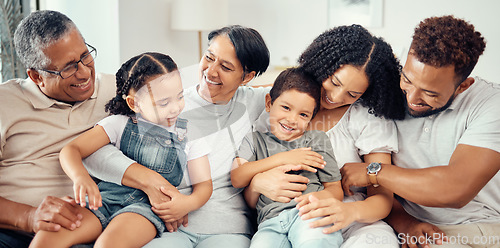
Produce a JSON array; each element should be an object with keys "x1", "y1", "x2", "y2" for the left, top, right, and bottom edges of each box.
[{"x1": 404, "y1": 93, "x2": 455, "y2": 118}]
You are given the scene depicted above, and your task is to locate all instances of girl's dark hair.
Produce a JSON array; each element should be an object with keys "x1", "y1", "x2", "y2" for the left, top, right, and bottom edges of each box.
[
  {"x1": 299, "y1": 24, "x2": 405, "y2": 120},
  {"x1": 105, "y1": 52, "x2": 178, "y2": 115},
  {"x1": 269, "y1": 67, "x2": 322, "y2": 119},
  {"x1": 208, "y1": 25, "x2": 269, "y2": 77},
  {"x1": 411, "y1": 15, "x2": 485, "y2": 83}
]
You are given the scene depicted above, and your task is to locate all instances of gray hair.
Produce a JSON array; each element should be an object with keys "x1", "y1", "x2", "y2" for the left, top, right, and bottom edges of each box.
[{"x1": 14, "y1": 10, "x2": 80, "y2": 69}]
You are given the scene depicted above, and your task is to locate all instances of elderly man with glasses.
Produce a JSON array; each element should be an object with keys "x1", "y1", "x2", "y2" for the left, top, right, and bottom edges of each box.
[{"x1": 0, "y1": 10, "x2": 116, "y2": 247}]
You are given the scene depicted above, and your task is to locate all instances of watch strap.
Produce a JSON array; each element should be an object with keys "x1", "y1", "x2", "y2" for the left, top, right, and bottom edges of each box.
[
  {"x1": 368, "y1": 173, "x2": 379, "y2": 187},
  {"x1": 367, "y1": 162, "x2": 381, "y2": 187}
]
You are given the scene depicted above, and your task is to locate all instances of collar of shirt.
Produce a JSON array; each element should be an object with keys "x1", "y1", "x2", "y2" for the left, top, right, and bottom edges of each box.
[{"x1": 20, "y1": 77, "x2": 98, "y2": 109}]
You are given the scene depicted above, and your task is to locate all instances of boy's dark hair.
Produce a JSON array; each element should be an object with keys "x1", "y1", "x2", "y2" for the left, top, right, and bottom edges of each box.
[
  {"x1": 105, "y1": 52, "x2": 178, "y2": 116},
  {"x1": 411, "y1": 15, "x2": 485, "y2": 83},
  {"x1": 269, "y1": 67, "x2": 321, "y2": 118},
  {"x1": 299, "y1": 24, "x2": 405, "y2": 120},
  {"x1": 209, "y1": 25, "x2": 269, "y2": 77}
]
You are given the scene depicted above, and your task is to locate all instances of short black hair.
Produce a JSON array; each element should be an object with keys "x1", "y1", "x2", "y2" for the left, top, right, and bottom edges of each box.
[
  {"x1": 299, "y1": 24, "x2": 405, "y2": 120},
  {"x1": 269, "y1": 67, "x2": 321, "y2": 119},
  {"x1": 411, "y1": 15, "x2": 486, "y2": 83},
  {"x1": 208, "y1": 25, "x2": 269, "y2": 77}
]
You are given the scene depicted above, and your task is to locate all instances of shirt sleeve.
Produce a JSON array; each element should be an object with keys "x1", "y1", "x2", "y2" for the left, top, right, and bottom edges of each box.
[
  {"x1": 348, "y1": 103, "x2": 398, "y2": 156},
  {"x1": 236, "y1": 131, "x2": 257, "y2": 162},
  {"x1": 83, "y1": 115, "x2": 134, "y2": 185},
  {"x1": 241, "y1": 86, "x2": 271, "y2": 122},
  {"x1": 83, "y1": 144, "x2": 134, "y2": 185},
  {"x1": 458, "y1": 86, "x2": 500, "y2": 153},
  {"x1": 96, "y1": 115, "x2": 129, "y2": 145},
  {"x1": 310, "y1": 131, "x2": 342, "y2": 183},
  {"x1": 185, "y1": 136, "x2": 211, "y2": 161}
]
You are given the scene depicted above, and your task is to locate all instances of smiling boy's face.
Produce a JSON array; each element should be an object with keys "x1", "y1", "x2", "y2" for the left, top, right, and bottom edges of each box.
[{"x1": 265, "y1": 89, "x2": 316, "y2": 142}]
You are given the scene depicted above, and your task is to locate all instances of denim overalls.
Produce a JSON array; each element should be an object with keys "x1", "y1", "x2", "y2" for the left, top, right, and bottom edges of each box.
[{"x1": 91, "y1": 117, "x2": 188, "y2": 236}]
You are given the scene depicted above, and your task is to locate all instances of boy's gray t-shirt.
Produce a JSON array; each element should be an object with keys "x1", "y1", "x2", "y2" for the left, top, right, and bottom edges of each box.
[{"x1": 237, "y1": 130, "x2": 341, "y2": 224}]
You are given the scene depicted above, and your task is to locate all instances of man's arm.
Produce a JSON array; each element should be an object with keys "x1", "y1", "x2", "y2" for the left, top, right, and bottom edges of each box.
[
  {"x1": 385, "y1": 198, "x2": 446, "y2": 248},
  {"x1": 0, "y1": 196, "x2": 82, "y2": 233},
  {"x1": 342, "y1": 144, "x2": 500, "y2": 208}
]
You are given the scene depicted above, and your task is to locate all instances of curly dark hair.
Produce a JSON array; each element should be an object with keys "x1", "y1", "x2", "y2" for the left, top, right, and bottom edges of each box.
[
  {"x1": 411, "y1": 15, "x2": 485, "y2": 83},
  {"x1": 298, "y1": 24, "x2": 405, "y2": 120},
  {"x1": 269, "y1": 67, "x2": 322, "y2": 118},
  {"x1": 105, "y1": 52, "x2": 178, "y2": 116}
]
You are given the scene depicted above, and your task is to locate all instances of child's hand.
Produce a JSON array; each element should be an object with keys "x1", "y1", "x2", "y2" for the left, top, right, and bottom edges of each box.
[
  {"x1": 73, "y1": 175, "x2": 101, "y2": 210},
  {"x1": 151, "y1": 187, "x2": 192, "y2": 223},
  {"x1": 164, "y1": 214, "x2": 189, "y2": 232},
  {"x1": 144, "y1": 185, "x2": 173, "y2": 207},
  {"x1": 278, "y1": 147, "x2": 325, "y2": 172}
]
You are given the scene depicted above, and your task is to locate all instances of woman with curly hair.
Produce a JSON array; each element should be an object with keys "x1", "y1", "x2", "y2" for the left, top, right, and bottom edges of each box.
[{"x1": 250, "y1": 24, "x2": 404, "y2": 247}]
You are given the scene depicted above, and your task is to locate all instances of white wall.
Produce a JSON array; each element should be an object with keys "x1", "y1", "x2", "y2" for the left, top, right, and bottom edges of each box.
[
  {"x1": 40, "y1": 0, "x2": 121, "y2": 76},
  {"x1": 40, "y1": 0, "x2": 500, "y2": 82},
  {"x1": 117, "y1": 0, "x2": 198, "y2": 69},
  {"x1": 228, "y1": 0, "x2": 500, "y2": 82},
  {"x1": 372, "y1": 0, "x2": 500, "y2": 82}
]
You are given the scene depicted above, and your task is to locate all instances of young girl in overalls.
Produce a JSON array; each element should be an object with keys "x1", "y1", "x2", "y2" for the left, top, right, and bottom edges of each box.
[{"x1": 29, "y1": 52, "x2": 212, "y2": 248}]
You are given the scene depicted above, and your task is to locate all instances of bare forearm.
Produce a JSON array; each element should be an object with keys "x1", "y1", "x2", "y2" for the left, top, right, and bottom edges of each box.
[
  {"x1": 244, "y1": 184, "x2": 260, "y2": 209},
  {"x1": 186, "y1": 180, "x2": 213, "y2": 211},
  {"x1": 380, "y1": 145, "x2": 500, "y2": 208},
  {"x1": 320, "y1": 181, "x2": 343, "y2": 201},
  {"x1": 121, "y1": 163, "x2": 176, "y2": 193},
  {"x1": 357, "y1": 153, "x2": 393, "y2": 222},
  {"x1": 60, "y1": 147, "x2": 92, "y2": 182},
  {"x1": 350, "y1": 188, "x2": 393, "y2": 223},
  {"x1": 385, "y1": 198, "x2": 420, "y2": 233},
  {"x1": 378, "y1": 164, "x2": 468, "y2": 208},
  {"x1": 232, "y1": 156, "x2": 280, "y2": 188},
  {"x1": 0, "y1": 197, "x2": 34, "y2": 232}
]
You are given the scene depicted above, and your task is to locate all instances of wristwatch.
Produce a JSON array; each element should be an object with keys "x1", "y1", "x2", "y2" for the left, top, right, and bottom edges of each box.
[{"x1": 367, "y1": 162, "x2": 382, "y2": 187}]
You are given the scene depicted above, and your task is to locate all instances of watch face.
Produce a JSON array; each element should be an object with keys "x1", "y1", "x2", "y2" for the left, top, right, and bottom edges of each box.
[{"x1": 367, "y1": 162, "x2": 381, "y2": 173}]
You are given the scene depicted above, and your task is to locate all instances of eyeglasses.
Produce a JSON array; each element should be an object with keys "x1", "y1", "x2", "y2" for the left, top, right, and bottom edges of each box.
[{"x1": 39, "y1": 43, "x2": 97, "y2": 79}]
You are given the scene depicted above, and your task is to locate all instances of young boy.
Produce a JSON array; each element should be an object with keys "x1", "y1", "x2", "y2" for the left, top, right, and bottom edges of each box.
[{"x1": 231, "y1": 67, "x2": 343, "y2": 248}]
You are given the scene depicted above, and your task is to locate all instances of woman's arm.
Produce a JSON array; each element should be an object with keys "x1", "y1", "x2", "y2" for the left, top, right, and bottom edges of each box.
[
  {"x1": 231, "y1": 148, "x2": 325, "y2": 188},
  {"x1": 321, "y1": 181, "x2": 343, "y2": 201},
  {"x1": 184, "y1": 155, "x2": 213, "y2": 209},
  {"x1": 296, "y1": 181, "x2": 343, "y2": 205},
  {"x1": 296, "y1": 152, "x2": 393, "y2": 234},
  {"x1": 351, "y1": 152, "x2": 393, "y2": 223},
  {"x1": 83, "y1": 144, "x2": 134, "y2": 185},
  {"x1": 84, "y1": 142, "x2": 179, "y2": 207},
  {"x1": 246, "y1": 164, "x2": 309, "y2": 203},
  {"x1": 151, "y1": 155, "x2": 212, "y2": 223}
]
